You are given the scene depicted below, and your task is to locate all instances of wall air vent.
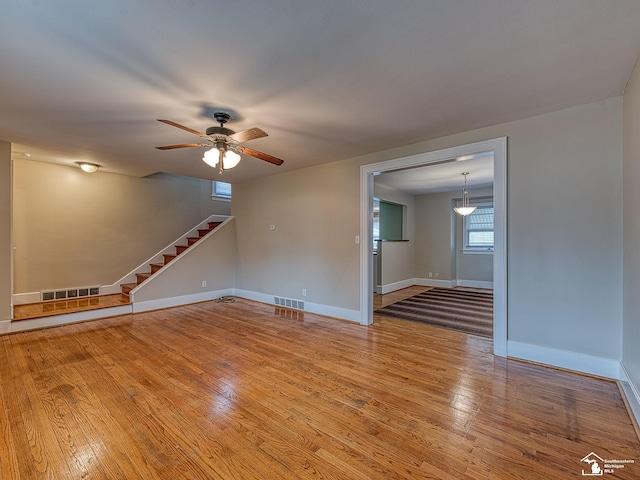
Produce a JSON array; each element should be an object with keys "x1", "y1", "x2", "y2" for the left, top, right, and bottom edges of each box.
[
  {"x1": 41, "y1": 285, "x2": 101, "y2": 302},
  {"x1": 274, "y1": 296, "x2": 305, "y2": 311}
]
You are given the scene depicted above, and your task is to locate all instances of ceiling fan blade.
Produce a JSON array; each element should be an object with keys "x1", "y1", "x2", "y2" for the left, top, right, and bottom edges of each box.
[
  {"x1": 156, "y1": 143, "x2": 204, "y2": 150},
  {"x1": 229, "y1": 127, "x2": 268, "y2": 143},
  {"x1": 157, "y1": 119, "x2": 207, "y2": 138},
  {"x1": 238, "y1": 146, "x2": 284, "y2": 166}
]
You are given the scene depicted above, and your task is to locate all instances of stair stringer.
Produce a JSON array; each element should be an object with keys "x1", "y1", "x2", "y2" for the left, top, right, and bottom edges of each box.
[
  {"x1": 102, "y1": 214, "x2": 231, "y2": 295},
  {"x1": 129, "y1": 217, "x2": 236, "y2": 312}
]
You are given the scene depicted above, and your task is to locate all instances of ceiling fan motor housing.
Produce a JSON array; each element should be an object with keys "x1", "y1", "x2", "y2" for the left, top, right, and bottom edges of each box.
[{"x1": 206, "y1": 126, "x2": 235, "y2": 137}]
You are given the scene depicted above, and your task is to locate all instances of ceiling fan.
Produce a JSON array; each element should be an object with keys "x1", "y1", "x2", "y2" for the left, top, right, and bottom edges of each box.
[{"x1": 156, "y1": 112, "x2": 284, "y2": 172}]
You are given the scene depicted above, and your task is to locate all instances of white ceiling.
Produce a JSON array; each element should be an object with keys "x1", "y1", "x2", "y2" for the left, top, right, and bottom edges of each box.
[
  {"x1": 2, "y1": 1, "x2": 640, "y2": 184},
  {"x1": 376, "y1": 153, "x2": 494, "y2": 195}
]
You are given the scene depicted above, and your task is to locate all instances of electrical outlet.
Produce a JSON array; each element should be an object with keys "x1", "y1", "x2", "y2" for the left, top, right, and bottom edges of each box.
[
  {"x1": 201, "y1": 281, "x2": 206, "y2": 287},
  {"x1": 270, "y1": 224, "x2": 276, "y2": 231},
  {"x1": 429, "y1": 272, "x2": 433, "y2": 278},
  {"x1": 302, "y1": 288, "x2": 307, "y2": 297}
]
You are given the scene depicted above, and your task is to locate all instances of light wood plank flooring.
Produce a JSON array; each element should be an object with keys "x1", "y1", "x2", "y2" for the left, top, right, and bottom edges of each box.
[
  {"x1": 1, "y1": 298, "x2": 638, "y2": 479},
  {"x1": 373, "y1": 285, "x2": 432, "y2": 310}
]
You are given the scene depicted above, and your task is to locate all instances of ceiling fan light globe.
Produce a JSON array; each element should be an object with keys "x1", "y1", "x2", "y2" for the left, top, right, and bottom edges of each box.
[
  {"x1": 202, "y1": 148, "x2": 219, "y2": 168},
  {"x1": 222, "y1": 150, "x2": 241, "y2": 170}
]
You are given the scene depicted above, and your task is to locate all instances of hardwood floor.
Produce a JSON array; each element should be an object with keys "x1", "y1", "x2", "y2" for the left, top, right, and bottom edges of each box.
[
  {"x1": 373, "y1": 285, "x2": 432, "y2": 309},
  {"x1": 1, "y1": 298, "x2": 638, "y2": 479}
]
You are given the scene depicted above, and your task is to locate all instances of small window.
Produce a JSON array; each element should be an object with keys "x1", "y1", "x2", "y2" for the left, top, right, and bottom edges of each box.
[
  {"x1": 464, "y1": 203, "x2": 494, "y2": 252},
  {"x1": 212, "y1": 181, "x2": 231, "y2": 200}
]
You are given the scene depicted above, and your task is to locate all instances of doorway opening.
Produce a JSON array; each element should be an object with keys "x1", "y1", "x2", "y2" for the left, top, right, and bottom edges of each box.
[{"x1": 359, "y1": 137, "x2": 507, "y2": 357}]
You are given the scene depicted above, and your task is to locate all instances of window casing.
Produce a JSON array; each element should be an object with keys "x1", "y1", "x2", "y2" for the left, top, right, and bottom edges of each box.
[
  {"x1": 463, "y1": 203, "x2": 494, "y2": 253},
  {"x1": 212, "y1": 181, "x2": 232, "y2": 200}
]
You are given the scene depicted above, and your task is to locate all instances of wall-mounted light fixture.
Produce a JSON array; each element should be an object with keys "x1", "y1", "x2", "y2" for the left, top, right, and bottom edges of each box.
[{"x1": 76, "y1": 162, "x2": 100, "y2": 173}]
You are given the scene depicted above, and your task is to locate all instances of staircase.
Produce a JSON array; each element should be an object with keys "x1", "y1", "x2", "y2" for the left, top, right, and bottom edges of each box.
[{"x1": 120, "y1": 221, "x2": 223, "y2": 299}]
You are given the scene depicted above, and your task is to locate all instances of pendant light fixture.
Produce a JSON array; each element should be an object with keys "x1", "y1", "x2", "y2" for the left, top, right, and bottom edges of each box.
[{"x1": 454, "y1": 172, "x2": 477, "y2": 216}]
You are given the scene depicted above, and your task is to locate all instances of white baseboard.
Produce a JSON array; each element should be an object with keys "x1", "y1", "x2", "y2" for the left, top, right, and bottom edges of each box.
[
  {"x1": 378, "y1": 279, "x2": 414, "y2": 294},
  {"x1": 132, "y1": 289, "x2": 235, "y2": 313},
  {"x1": 234, "y1": 289, "x2": 360, "y2": 323},
  {"x1": 619, "y1": 363, "x2": 640, "y2": 430},
  {"x1": 414, "y1": 277, "x2": 455, "y2": 288},
  {"x1": 508, "y1": 340, "x2": 622, "y2": 380},
  {"x1": 233, "y1": 289, "x2": 276, "y2": 306},
  {"x1": 100, "y1": 284, "x2": 122, "y2": 295},
  {"x1": 303, "y1": 301, "x2": 360, "y2": 323},
  {"x1": 453, "y1": 279, "x2": 494, "y2": 289},
  {"x1": 13, "y1": 291, "x2": 41, "y2": 305},
  {"x1": 0, "y1": 319, "x2": 10, "y2": 334},
  {"x1": 378, "y1": 278, "x2": 492, "y2": 293}
]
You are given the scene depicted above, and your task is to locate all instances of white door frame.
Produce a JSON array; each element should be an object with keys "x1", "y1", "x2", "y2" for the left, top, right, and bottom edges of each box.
[{"x1": 359, "y1": 137, "x2": 508, "y2": 357}]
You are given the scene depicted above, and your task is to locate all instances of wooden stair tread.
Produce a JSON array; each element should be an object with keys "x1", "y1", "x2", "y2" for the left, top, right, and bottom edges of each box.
[
  {"x1": 136, "y1": 272, "x2": 151, "y2": 284},
  {"x1": 121, "y1": 283, "x2": 137, "y2": 295},
  {"x1": 121, "y1": 219, "x2": 225, "y2": 297}
]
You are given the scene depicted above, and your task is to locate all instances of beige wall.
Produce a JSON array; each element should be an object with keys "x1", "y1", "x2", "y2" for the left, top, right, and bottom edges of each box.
[
  {"x1": 373, "y1": 182, "x2": 415, "y2": 241},
  {"x1": 414, "y1": 191, "x2": 456, "y2": 281},
  {"x1": 13, "y1": 160, "x2": 230, "y2": 294},
  {"x1": 0, "y1": 141, "x2": 11, "y2": 322},
  {"x1": 623, "y1": 58, "x2": 640, "y2": 391},
  {"x1": 396, "y1": 99, "x2": 622, "y2": 359},
  {"x1": 414, "y1": 187, "x2": 493, "y2": 283},
  {"x1": 373, "y1": 182, "x2": 415, "y2": 290},
  {"x1": 134, "y1": 220, "x2": 236, "y2": 303},
  {"x1": 377, "y1": 241, "x2": 413, "y2": 289},
  {"x1": 233, "y1": 160, "x2": 360, "y2": 308},
  {"x1": 234, "y1": 97, "x2": 623, "y2": 360}
]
